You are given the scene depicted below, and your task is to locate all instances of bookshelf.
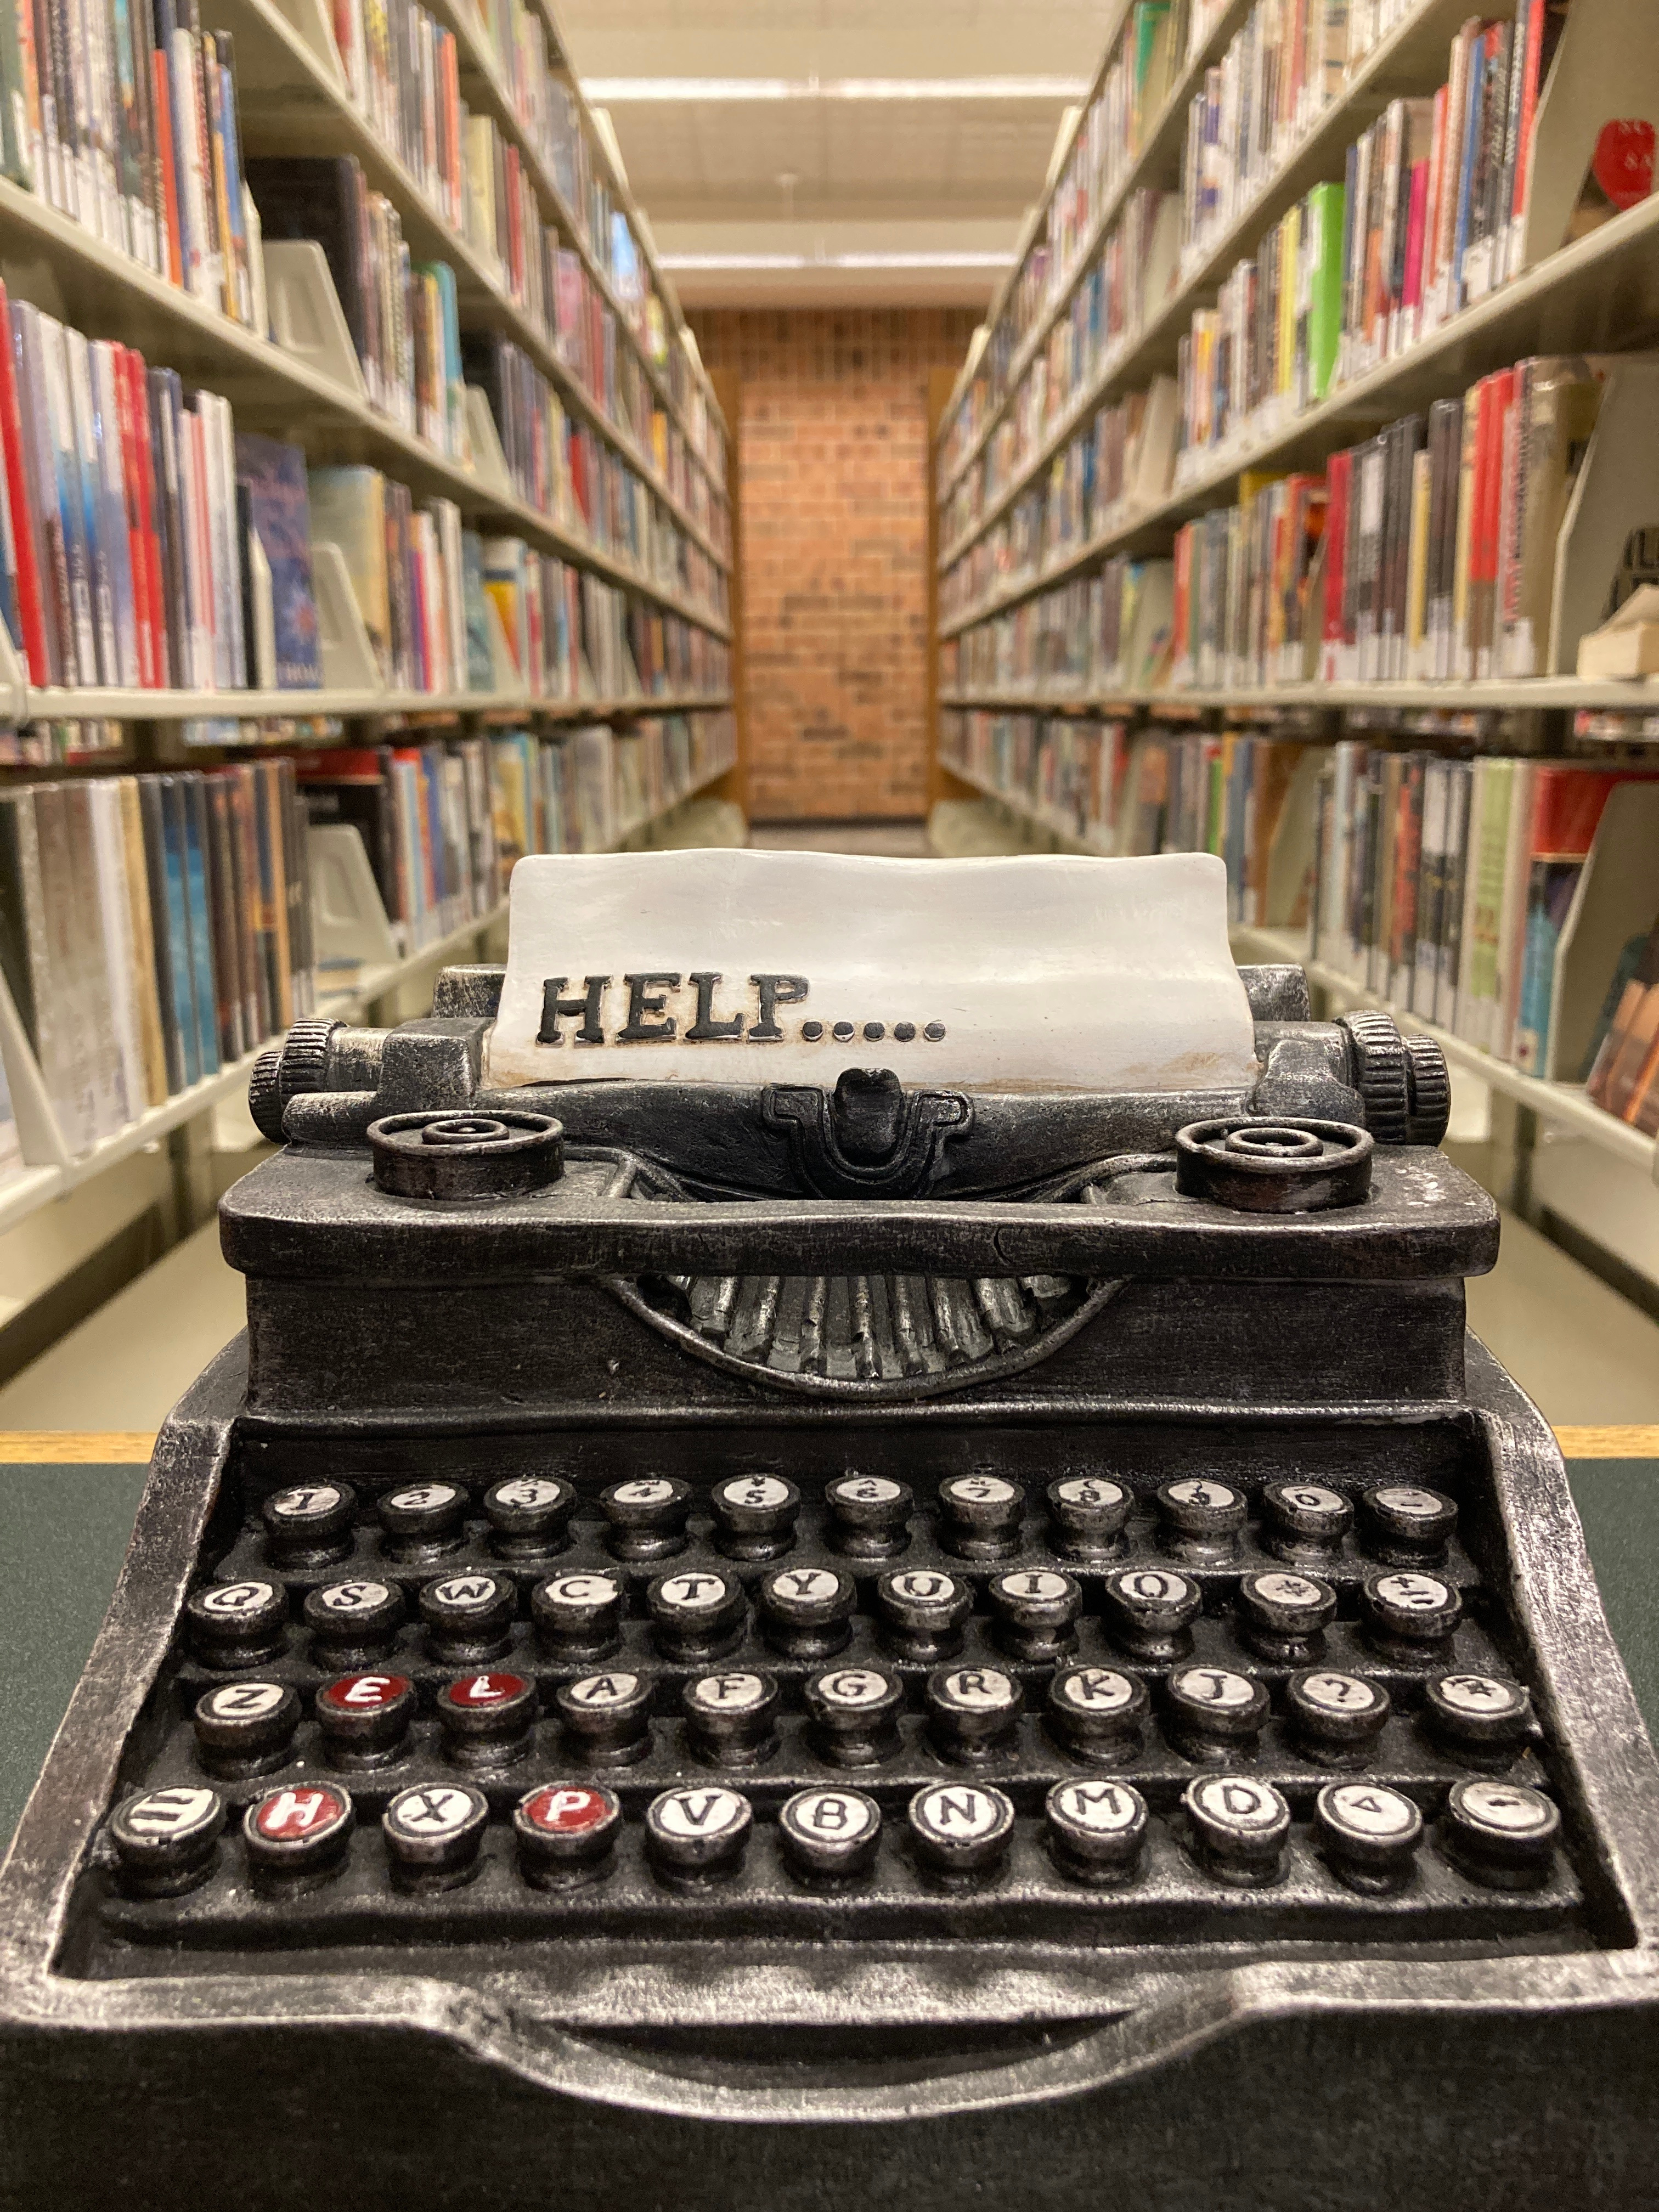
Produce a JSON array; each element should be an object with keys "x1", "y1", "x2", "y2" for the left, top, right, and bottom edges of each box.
[
  {"x1": 0, "y1": 0, "x2": 744, "y2": 1297},
  {"x1": 930, "y1": 0, "x2": 1659, "y2": 1265}
]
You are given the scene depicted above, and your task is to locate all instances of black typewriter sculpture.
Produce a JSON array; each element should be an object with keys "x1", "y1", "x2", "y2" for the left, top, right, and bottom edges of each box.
[{"x1": 2, "y1": 930, "x2": 1657, "y2": 2209}]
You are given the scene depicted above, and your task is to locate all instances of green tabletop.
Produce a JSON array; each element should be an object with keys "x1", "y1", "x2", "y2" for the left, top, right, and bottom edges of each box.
[{"x1": 2, "y1": 1454, "x2": 1657, "y2": 1848}]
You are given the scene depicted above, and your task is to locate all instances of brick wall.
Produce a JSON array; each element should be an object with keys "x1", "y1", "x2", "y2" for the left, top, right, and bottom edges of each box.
[{"x1": 689, "y1": 309, "x2": 979, "y2": 822}]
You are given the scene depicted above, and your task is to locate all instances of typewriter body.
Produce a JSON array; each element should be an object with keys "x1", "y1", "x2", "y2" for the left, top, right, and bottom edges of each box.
[{"x1": 2, "y1": 851, "x2": 1657, "y2": 2210}]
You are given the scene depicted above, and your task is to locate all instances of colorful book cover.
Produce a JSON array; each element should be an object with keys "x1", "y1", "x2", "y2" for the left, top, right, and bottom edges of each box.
[
  {"x1": 236, "y1": 433, "x2": 320, "y2": 687},
  {"x1": 178, "y1": 773, "x2": 222, "y2": 1076}
]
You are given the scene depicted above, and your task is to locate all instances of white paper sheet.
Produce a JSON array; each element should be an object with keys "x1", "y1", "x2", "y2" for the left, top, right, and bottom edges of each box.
[{"x1": 487, "y1": 847, "x2": 1258, "y2": 1095}]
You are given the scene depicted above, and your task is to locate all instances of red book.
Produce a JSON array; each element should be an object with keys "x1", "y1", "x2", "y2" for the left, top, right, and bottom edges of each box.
[
  {"x1": 111, "y1": 346, "x2": 156, "y2": 689},
  {"x1": 1471, "y1": 369, "x2": 1514, "y2": 674},
  {"x1": 1403, "y1": 159, "x2": 1429, "y2": 312},
  {"x1": 0, "y1": 281, "x2": 51, "y2": 686},
  {"x1": 133, "y1": 356, "x2": 173, "y2": 688},
  {"x1": 1422, "y1": 83, "x2": 1449, "y2": 302},
  {"x1": 153, "y1": 47, "x2": 183, "y2": 289},
  {"x1": 1321, "y1": 449, "x2": 1350, "y2": 676}
]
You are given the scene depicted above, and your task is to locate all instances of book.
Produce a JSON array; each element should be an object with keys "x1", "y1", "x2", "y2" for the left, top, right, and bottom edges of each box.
[{"x1": 233, "y1": 433, "x2": 320, "y2": 689}]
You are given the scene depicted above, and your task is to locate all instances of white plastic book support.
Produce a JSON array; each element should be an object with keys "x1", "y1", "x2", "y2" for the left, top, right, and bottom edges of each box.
[
  {"x1": 1126, "y1": 562, "x2": 1176, "y2": 690},
  {"x1": 311, "y1": 540, "x2": 383, "y2": 692},
  {"x1": 1131, "y1": 377, "x2": 1180, "y2": 512},
  {"x1": 464, "y1": 388, "x2": 517, "y2": 504},
  {"x1": 1548, "y1": 780, "x2": 1659, "y2": 1082},
  {"x1": 0, "y1": 622, "x2": 27, "y2": 725},
  {"x1": 265, "y1": 240, "x2": 368, "y2": 404},
  {"x1": 307, "y1": 823, "x2": 398, "y2": 978},
  {"x1": 1547, "y1": 356, "x2": 1659, "y2": 674},
  {"x1": 1516, "y1": 0, "x2": 1659, "y2": 275},
  {"x1": 483, "y1": 595, "x2": 525, "y2": 698},
  {"x1": 1145, "y1": 196, "x2": 1182, "y2": 319},
  {"x1": 245, "y1": 530, "x2": 276, "y2": 692},
  {"x1": 0, "y1": 966, "x2": 71, "y2": 1170},
  {"x1": 267, "y1": 0, "x2": 349, "y2": 97},
  {"x1": 577, "y1": 646, "x2": 599, "y2": 701}
]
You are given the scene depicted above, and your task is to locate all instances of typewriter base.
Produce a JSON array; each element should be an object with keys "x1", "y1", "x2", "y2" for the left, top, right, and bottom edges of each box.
[{"x1": 4, "y1": 1336, "x2": 1658, "y2": 2207}]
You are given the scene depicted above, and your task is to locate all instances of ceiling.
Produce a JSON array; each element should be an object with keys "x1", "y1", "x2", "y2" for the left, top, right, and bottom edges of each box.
[{"x1": 554, "y1": 1, "x2": 1114, "y2": 304}]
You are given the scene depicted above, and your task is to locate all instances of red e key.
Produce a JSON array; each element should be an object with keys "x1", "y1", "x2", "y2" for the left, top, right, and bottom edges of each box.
[{"x1": 315, "y1": 1673, "x2": 416, "y2": 1762}]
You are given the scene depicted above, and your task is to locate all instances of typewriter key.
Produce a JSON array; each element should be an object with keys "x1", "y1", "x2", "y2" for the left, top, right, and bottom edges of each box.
[
  {"x1": 758, "y1": 1565, "x2": 856, "y2": 1658},
  {"x1": 315, "y1": 1673, "x2": 416, "y2": 1766},
  {"x1": 1101, "y1": 1566, "x2": 1203, "y2": 1659},
  {"x1": 109, "y1": 1785, "x2": 225, "y2": 1897},
  {"x1": 187, "y1": 1579, "x2": 288, "y2": 1668},
  {"x1": 601, "y1": 1476, "x2": 692, "y2": 1560},
  {"x1": 303, "y1": 1578, "x2": 405, "y2": 1666},
  {"x1": 826, "y1": 1473, "x2": 913, "y2": 1558},
  {"x1": 1442, "y1": 1778, "x2": 1560, "y2": 1888},
  {"x1": 484, "y1": 1476, "x2": 576, "y2": 1562},
  {"x1": 1361, "y1": 1483, "x2": 1459, "y2": 1564},
  {"x1": 1360, "y1": 1570, "x2": 1462, "y2": 1660},
  {"x1": 193, "y1": 1680, "x2": 302, "y2": 1778},
  {"x1": 804, "y1": 1666, "x2": 905, "y2": 1766},
  {"x1": 1286, "y1": 1669, "x2": 1391, "y2": 1765},
  {"x1": 1424, "y1": 1672, "x2": 1534, "y2": 1767},
  {"x1": 936, "y1": 1473, "x2": 1025, "y2": 1560},
  {"x1": 419, "y1": 1571, "x2": 517, "y2": 1663},
  {"x1": 383, "y1": 1783, "x2": 489, "y2": 1888},
  {"x1": 514, "y1": 1782, "x2": 621, "y2": 1884},
  {"x1": 261, "y1": 1481, "x2": 357, "y2": 1568},
  {"x1": 377, "y1": 1481, "x2": 469, "y2": 1561},
  {"x1": 1046, "y1": 1475, "x2": 1131, "y2": 1560},
  {"x1": 1046, "y1": 1666, "x2": 1149, "y2": 1763},
  {"x1": 1182, "y1": 1773, "x2": 1290, "y2": 1886},
  {"x1": 1315, "y1": 1780, "x2": 1423, "y2": 1891},
  {"x1": 645, "y1": 1785, "x2": 753, "y2": 1883},
  {"x1": 438, "y1": 1672, "x2": 538, "y2": 1768},
  {"x1": 244, "y1": 1784, "x2": 354, "y2": 1884},
  {"x1": 648, "y1": 1568, "x2": 746, "y2": 1660},
  {"x1": 1260, "y1": 1481, "x2": 1353, "y2": 1562},
  {"x1": 531, "y1": 1571, "x2": 623, "y2": 1658},
  {"x1": 875, "y1": 1568, "x2": 973, "y2": 1659},
  {"x1": 926, "y1": 1664, "x2": 1024, "y2": 1762},
  {"x1": 778, "y1": 1786, "x2": 882, "y2": 1881},
  {"x1": 1045, "y1": 1778, "x2": 1148, "y2": 1882},
  {"x1": 554, "y1": 1671, "x2": 653, "y2": 1764},
  {"x1": 1156, "y1": 1478, "x2": 1246, "y2": 1559},
  {"x1": 907, "y1": 1782, "x2": 1015, "y2": 1880},
  {"x1": 1165, "y1": 1666, "x2": 1270, "y2": 1762},
  {"x1": 710, "y1": 1473, "x2": 800, "y2": 1560},
  {"x1": 1236, "y1": 1568, "x2": 1338, "y2": 1662},
  {"x1": 683, "y1": 1671, "x2": 781, "y2": 1765},
  {"x1": 988, "y1": 1567, "x2": 1081, "y2": 1660}
]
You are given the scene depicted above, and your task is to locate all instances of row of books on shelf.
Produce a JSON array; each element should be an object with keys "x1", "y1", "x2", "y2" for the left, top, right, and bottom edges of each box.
[
  {"x1": 941, "y1": 705, "x2": 1659, "y2": 1132},
  {"x1": 939, "y1": 0, "x2": 1654, "y2": 599},
  {"x1": 0, "y1": 704, "x2": 736, "y2": 1181},
  {"x1": 939, "y1": 0, "x2": 1419, "y2": 479},
  {"x1": 0, "y1": 0, "x2": 729, "y2": 549},
  {"x1": 941, "y1": 347, "x2": 1632, "y2": 695},
  {"x1": 0, "y1": 759, "x2": 313, "y2": 1158},
  {"x1": 0, "y1": 284, "x2": 732, "y2": 701},
  {"x1": 300, "y1": 707, "x2": 736, "y2": 957}
]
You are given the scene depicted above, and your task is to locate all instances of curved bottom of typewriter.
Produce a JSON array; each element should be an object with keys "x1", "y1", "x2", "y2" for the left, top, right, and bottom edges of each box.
[{"x1": 3, "y1": 1340, "x2": 1658, "y2": 2209}]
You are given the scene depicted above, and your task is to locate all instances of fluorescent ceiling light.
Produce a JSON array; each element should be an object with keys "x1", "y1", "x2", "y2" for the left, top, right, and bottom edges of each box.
[
  {"x1": 661, "y1": 250, "x2": 1017, "y2": 272},
  {"x1": 582, "y1": 76, "x2": 1091, "y2": 102}
]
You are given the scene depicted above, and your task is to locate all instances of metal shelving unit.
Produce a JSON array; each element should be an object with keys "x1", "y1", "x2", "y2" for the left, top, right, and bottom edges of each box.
[{"x1": 940, "y1": 679, "x2": 1659, "y2": 715}]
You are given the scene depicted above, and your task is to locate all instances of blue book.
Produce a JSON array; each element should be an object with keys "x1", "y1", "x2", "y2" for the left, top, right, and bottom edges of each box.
[
  {"x1": 461, "y1": 532, "x2": 493, "y2": 690},
  {"x1": 1452, "y1": 37, "x2": 1486, "y2": 306},
  {"x1": 177, "y1": 775, "x2": 222, "y2": 1077},
  {"x1": 158, "y1": 779, "x2": 201, "y2": 1087},
  {"x1": 234, "y1": 433, "x2": 321, "y2": 689}
]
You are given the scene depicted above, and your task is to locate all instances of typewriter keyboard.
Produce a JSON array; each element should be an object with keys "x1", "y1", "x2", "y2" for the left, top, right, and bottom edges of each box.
[{"x1": 87, "y1": 1461, "x2": 1587, "y2": 1963}]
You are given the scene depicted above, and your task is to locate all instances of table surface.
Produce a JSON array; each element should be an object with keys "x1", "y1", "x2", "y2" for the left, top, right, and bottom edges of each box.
[{"x1": 3, "y1": 1429, "x2": 1657, "y2": 1848}]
